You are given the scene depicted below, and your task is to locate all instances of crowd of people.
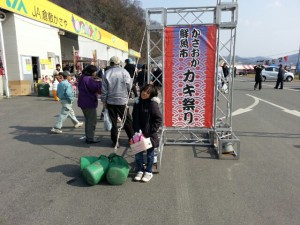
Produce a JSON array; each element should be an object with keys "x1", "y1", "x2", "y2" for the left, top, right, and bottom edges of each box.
[
  {"x1": 219, "y1": 61, "x2": 289, "y2": 91},
  {"x1": 49, "y1": 57, "x2": 291, "y2": 182},
  {"x1": 252, "y1": 63, "x2": 288, "y2": 90},
  {"x1": 47, "y1": 54, "x2": 291, "y2": 182},
  {"x1": 50, "y1": 56, "x2": 162, "y2": 183}
]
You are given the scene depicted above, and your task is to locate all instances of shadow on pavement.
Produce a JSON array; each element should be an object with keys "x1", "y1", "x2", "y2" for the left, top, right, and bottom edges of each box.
[
  {"x1": 235, "y1": 131, "x2": 300, "y2": 139},
  {"x1": 9, "y1": 125, "x2": 91, "y2": 147},
  {"x1": 192, "y1": 146, "x2": 218, "y2": 159},
  {"x1": 46, "y1": 164, "x2": 89, "y2": 187},
  {"x1": 8, "y1": 125, "x2": 124, "y2": 149}
]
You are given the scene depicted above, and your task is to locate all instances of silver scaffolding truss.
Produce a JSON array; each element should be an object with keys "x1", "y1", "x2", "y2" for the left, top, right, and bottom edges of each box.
[{"x1": 145, "y1": 0, "x2": 240, "y2": 172}]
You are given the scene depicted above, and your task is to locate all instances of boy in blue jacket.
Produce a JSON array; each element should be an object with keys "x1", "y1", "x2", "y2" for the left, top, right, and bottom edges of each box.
[{"x1": 51, "y1": 71, "x2": 83, "y2": 133}]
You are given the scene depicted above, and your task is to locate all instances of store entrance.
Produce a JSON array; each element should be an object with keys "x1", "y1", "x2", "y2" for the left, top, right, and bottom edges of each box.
[{"x1": 31, "y1": 57, "x2": 39, "y2": 83}]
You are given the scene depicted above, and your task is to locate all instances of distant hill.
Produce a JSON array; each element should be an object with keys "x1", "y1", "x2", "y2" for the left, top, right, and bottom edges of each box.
[
  {"x1": 235, "y1": 53, "x2": 299, "y2": 65},
  {"x1": 49, "y1": 0, "x2": 147, "y2": 61}
]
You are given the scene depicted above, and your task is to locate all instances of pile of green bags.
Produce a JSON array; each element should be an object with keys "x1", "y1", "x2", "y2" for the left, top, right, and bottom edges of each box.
[{"x1": 80, "y1": 153, "x2": 130, "y2": 186}]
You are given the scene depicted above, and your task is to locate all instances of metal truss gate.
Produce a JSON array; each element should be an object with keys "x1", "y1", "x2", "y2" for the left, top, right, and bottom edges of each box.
[{"x1": 145, "y1": 0, "x2": 240, "y2": 172}]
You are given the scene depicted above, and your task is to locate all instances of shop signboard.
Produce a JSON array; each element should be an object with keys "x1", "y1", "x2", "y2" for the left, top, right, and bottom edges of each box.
[
  {"x1": 0, "y1": 0, "x2": 128, "y2": 52},
  {"x1": 128, "y1": 49, "x2": 141, "y2": 58}
]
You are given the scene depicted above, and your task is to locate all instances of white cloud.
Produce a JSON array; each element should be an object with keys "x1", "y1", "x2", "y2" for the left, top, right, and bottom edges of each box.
[
  {"x1": 274, "y1": 0, "x2": 283, "y2": 7},
  {"x1": 267, "y1": 0, "x2": 283, "y2": 8},
  {"x1": 240, "y1": 19, "x2": 262, "y2": 27}
]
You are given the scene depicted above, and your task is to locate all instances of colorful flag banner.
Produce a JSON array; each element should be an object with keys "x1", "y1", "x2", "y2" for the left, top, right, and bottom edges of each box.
[{"x1": 164, "y1": 25, "x2": 216, "y2": 128}]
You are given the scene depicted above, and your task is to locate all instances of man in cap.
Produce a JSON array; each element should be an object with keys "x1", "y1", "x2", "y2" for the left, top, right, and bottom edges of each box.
[{"x1": 101, "y1": 56, "x2": 134, "y2": 147}]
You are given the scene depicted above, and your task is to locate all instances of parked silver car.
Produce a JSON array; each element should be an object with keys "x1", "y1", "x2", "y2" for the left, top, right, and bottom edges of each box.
[{"x1": 261, "y1": 66, "x2": 294, "y2": 82}]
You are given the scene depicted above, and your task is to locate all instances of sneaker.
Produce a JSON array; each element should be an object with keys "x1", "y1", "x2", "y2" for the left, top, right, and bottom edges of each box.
[
  {"x1": 99, "y1": 112, "x2": 104, "y2": 121},
  {"x1": 74, "y1": 122, "x2": 83, "y2": 128},
  {"x1": 51, "y1": 127, "x2": 62, "y2": 134},
  {"x1": 134, "y1": 171, "x2": 144, "y2": 181},
  {"x1": 85, "y1": 139, "x2": 101, "y2": 144},
  {"x1": 112, "y1": 142, "x2": 120, "y2": 148},
  {"x1": 141, "y1": 172, "x2": 153, "y2": 182}
]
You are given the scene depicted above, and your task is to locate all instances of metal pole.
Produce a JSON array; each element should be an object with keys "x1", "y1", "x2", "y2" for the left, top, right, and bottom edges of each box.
[{"x1": 0, "y1": 21, "x2": 10, "y2": 98}]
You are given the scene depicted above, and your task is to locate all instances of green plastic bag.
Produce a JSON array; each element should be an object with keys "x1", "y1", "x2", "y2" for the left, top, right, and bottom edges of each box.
[
  {"x1": 106, "y1": 153, "x2": 130, "y2": 185},
  {"x1": 80, "y1": 156, "x2": 99, "y2": 171},
  {"x1": 82, "y1": 155, "x2": 110, "y2": 185}
]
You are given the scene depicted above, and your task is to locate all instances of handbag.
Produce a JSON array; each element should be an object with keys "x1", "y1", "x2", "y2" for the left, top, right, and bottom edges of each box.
[
  {"x1": 130, "y1": 132, "x2": 153, "y2": 154},
  {"x1": 221, "y1": 83, "x2": 228, "y2": 94},
  {"x1": 103, "y1": 109, "x2": 112, "y2": 131}
]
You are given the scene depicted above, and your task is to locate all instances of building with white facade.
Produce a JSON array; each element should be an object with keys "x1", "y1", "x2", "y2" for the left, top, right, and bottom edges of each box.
[{"x1": 0, "y1": 0, "x2": 140, "y2": 96}]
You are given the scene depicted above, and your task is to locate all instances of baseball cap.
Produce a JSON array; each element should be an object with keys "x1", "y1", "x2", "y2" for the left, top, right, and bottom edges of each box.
[{"x1": 110, "y1": 56, "x2": 120, "y2": 65}]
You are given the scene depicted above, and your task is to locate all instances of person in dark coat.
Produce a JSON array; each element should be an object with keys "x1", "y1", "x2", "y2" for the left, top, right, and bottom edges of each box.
[
  {"x1": 132, "y1": 84, "x2": 162, "y2": 182},
  {"x1": 136, "y1": 64, "x2": 147, "y2": 91},
  {"x1": 124, "y1": 58, "x2": 138, "y2": 98},
  {"x1": 274, "y1": 64, "x2": 285, "y2": 89},
  {"x1": 77, "y1": 65, "x2": 102, "y2": 144},
  {"x1": 151, "y1": 66, "x2": 162, "y2": 88},
  {"x1": 254, "y1": 64, "x2": 264, "y2": 90},
  {"x1": 222, "y1": 62, "x2": 229, "y2": 78}
]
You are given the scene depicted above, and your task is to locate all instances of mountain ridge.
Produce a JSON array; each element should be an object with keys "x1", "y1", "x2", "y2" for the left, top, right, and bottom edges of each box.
[{"x1": 235, "y1": 53, "x2": 299, "y2": 65}]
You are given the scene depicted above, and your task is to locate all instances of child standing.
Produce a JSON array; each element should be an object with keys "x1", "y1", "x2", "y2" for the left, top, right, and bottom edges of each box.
[
  {"x1": 132, "y1": 84, "x2": 162, "y2": 182},
  {"x1": 52, "y1": 75, "x2": 60, "y2": 101}
]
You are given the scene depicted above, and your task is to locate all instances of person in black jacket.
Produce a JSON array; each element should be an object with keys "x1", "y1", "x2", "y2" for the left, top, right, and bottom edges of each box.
[
  {"x1": 151, "y1": 66, "x2": 162, "y2": 88},
  {"x1": 132, "y1": 84, "x2": 162, "y2": 182},
  {"x1": 254, "y1": 64, "x2": 264, "y2": 90},
  {"x1": 124, "y1": 59, "x2": 138, "y2": 98},
  {"x1": 274, "y1": 64, "x2": 285, "y2": 89},
  {"x1": 222, "y1": 62, "x2": 229, "y2": 78},
  {"x1": 136, "y1": 64, "x2": 147, "y2": 91}
]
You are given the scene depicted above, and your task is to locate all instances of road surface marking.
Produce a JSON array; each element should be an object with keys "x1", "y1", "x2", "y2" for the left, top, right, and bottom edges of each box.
[
  {"x1": 245, "y1": 94, "x2": 300, "y2": 117},
  {"x1": 262, "y1": 83, "x2": 300, "y2": 91},
  {"x1": 232, "y1": 94, "x2": 300, "y2": 117},
  {"x1": 232, "y1": 96, "x2": 260, "y2": 116},
  {"x1": 236, "y1": 78, "x2": 300, "y2": 92}
]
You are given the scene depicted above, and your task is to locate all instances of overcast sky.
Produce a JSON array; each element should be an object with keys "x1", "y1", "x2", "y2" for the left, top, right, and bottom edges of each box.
[{"x1": 139, "y1": 0, "x2": 300, "y2": 58}]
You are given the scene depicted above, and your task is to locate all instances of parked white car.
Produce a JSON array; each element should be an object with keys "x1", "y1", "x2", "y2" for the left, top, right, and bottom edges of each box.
[{"x1": 261, "y1": 66, "x2": 294, "y2": 82}]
